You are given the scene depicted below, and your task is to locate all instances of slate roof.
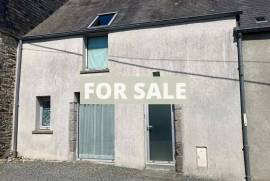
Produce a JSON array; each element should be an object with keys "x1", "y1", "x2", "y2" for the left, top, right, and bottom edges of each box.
[
  {"x1": 25, "y1": 0, "x2": 270, "y2": 38},
  {"x1": 239, "y1": 0, "x2": 270, "y2": 30},
  {"x1": 0, "y1": 0, "x2": 67, "y2": 37}
]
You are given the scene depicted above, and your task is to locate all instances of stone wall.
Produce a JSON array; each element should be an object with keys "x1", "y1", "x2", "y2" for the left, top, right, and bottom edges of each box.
[
  {"x1": 0, "y1": 32, "x2": 17, "y2": 157},
  {"x1": 69, "y1": 102, "x2": 78, "y2": 161},
  {"x1": 174, "y1": 104, "x2": 183, "y2": 173}
]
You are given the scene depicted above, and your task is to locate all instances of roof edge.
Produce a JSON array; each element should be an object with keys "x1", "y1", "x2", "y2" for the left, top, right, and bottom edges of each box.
[
  {"x1": 22, "y1": 11, "x2": 242, "y2": 42},
  {"x1": 0, "y1": 29, "x2": 20, "y2": 40},
  {"x1": 235, "y1": 26, "x2": 270, "y2": 34}
]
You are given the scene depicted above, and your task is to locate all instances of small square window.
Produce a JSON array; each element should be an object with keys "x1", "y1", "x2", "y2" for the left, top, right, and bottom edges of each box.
[
  {"x1": 89, "y1": 13, "x2": 117, "y2": 28},
  {"x1": 37, "y1": 96, "x2": 51, "y2": 130}
]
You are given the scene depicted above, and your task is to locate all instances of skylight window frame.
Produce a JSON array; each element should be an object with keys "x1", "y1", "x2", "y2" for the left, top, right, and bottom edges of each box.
[{"x1": 88, "y1": 12, "x2": 118, "y2": 28}]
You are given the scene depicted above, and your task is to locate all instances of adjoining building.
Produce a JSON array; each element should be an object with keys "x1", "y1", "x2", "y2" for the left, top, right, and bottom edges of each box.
[
  {"x1": 238, "y1": 1, "x2": 270, "y2": 180},
  {"x1": 12, "y1": 0, "x2": 270, "y2": 180}
]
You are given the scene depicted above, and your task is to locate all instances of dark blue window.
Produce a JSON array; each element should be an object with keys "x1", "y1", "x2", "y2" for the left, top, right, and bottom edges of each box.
[{"x1": 90, "y1": 13, "x2": 116, "y2": 27}]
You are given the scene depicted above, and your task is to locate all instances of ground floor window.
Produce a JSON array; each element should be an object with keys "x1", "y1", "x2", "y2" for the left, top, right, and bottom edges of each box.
[
  {"x1": 36, "y1": 96, "x2": 51, "y2": 130},
  {"x1": 78, "y1": 104, "x2": 114, "y2": 160}
]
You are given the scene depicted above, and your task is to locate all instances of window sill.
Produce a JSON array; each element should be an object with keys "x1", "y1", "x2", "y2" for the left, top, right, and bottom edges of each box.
[
  {"x1": 80, "y1": 69, "x2": 109, "y2": 74},
  {"x1": 32, "y1": 130, "x2": 53, "y2": 134}
]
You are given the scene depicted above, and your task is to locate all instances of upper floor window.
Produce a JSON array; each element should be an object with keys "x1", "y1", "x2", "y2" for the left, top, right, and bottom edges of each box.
[
  {"x1": 89, "y1": 13, "x2": 117, "y2": 28},
  {"x1": 86, "y1": 36, "x2": 108, "y2": 70}
]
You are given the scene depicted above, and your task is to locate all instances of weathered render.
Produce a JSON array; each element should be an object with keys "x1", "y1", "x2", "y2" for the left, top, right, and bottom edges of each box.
[
  {"x1": 18, "y1": 18, "x2": 245, "y2": 180},
  {"x1": 243, "y1": 33, "x2": 270, "y2": 181},
  {"x1": 0, "y1": 0, "x2": 67, "y2": 158},
  {"x1": 18, "y1": 37, "x2": 82, "y2": 160}
]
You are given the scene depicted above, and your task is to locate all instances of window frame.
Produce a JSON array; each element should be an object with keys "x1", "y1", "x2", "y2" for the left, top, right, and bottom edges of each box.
[
  {"x1": 88, "y1": 12, "x2": 118, "y2": 28},
  {"x1": 37, "y1": 96, "x2": 51, "y2": 130},
  {"x1": 83, "y1": 35, "x2": 110, "y2": 73}
]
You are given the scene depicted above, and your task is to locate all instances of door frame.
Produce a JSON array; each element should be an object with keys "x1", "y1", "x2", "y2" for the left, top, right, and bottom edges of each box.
[{"x1": 144, "y1": 104, "x2": 176, "y2": 164}]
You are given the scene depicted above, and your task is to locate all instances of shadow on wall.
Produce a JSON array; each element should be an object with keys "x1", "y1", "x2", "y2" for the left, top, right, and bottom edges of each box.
[
  {"x1": 109, "y1": 57, "x2": 270, "y2": 87},
  {"x1": 25, "y1": 43, "x2": 270, "y2": 87}
]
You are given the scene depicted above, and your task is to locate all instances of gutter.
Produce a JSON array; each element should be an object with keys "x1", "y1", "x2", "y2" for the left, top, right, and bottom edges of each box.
[
  {"x1": 12, "y1": 39, "x2": 23, "y2": 157},
  {"x1": 235, "y1": 29, "x2": 252, "y2": 181},
  {"x1": 22, "y1": 11, "x2": 242, "y2": 42},
  {"x1": 236, "y1": 26, "x2": 270, "y2": 34}
]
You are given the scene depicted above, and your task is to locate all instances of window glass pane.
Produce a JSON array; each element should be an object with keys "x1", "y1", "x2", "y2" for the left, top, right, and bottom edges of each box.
[
  {"x1": 87, "y1": 36, "x2": 108, "y2": 70},
  {"x1": 41, "y1": 99, "x2": 50, "y2": 127},
  {"x1": 149, "y1": 104, "x2": 173, "y2": 161},
  {"x1": 42, "y1": 107, "x2": 50, "y2": 127},
  {"x1": 79, "y1": 104, "x2": 114, "y2": 160},
  {"x1": 90, "y1": 13, "x2": 115, "y2": 27}
]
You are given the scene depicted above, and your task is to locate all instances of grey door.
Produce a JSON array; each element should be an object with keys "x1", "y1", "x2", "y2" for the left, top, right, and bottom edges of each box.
[
  {"x1": 78, "y1": 104, "x2": 114, "y2": 160},
  {"x1": 148, "y1": 104, "x2": 173, "y2": 162}
]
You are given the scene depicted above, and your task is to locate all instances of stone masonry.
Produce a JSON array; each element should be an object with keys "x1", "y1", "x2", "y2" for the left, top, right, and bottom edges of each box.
[
  {"x1": 69, "y1": 102, "x2": 78, "y2": 161},
  {"x1": 0, "y1": 32, "x2": 17, "y2": 157},
  {"x1": 174, "y1": 104, "x2": 184, "y2": 173}
]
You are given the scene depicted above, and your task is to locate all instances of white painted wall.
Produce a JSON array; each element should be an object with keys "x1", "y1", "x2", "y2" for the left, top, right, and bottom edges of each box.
[
  {"x1": 18, "y1": 37, "x2": 83, "y2": 160},
  {"x1": 18, "y1": 17, "x2": 244, "y2": 180},
  {"x1": 108, "y1": 18, "x2": 244, "y2": 180}
]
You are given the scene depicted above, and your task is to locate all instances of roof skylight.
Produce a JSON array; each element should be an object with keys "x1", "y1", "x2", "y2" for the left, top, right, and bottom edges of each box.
[{"x1": 89, "y1": 13, "x2": 117, "y2": 28}]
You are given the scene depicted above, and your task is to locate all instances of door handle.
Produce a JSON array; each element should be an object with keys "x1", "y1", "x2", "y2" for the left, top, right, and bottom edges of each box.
[{"x1": 147, "y1": 125, "x2": 153, "y2": 131}]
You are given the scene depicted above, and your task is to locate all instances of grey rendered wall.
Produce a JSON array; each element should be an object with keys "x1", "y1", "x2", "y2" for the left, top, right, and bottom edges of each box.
[
  {"x1": 18, "y1": 18, "x2": 244, "y2": 180},
  {"x1": 243, "y1": 33, "x2": 270, "y2": 181},
  {"x1": 18, "y1": 38, "x2": 83, "y2": 160},
  {"x1": 108, "y1": 18, "x2": 244, "y2": 180}
]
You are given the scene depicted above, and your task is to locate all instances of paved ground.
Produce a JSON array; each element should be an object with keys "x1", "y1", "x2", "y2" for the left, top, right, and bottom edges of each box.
[{"x1": 0, "y1": 161, "x2": 213, "y2": 181}]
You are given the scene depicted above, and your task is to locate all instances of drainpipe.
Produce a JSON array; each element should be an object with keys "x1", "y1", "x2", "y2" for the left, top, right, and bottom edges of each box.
[
  {"x1": 236, "y1": 31, "x2": 251, "y2": 181},
  {"x1": 12, "y1": 39, "x2": 22, "y2": 157}
]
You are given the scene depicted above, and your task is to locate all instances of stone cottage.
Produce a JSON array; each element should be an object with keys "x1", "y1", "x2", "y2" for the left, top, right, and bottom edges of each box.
[
  {"x1": 11, "y1": 0, "x2": 270, "y2": 181},
  {"x1": 0, "y1": 0, "x2": 67, "y2": 158}
]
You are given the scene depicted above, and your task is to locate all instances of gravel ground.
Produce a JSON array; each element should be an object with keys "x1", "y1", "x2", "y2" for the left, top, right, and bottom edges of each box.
[{"x1": 0, "y1": 161, "x2": 213, "y2": 181}]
